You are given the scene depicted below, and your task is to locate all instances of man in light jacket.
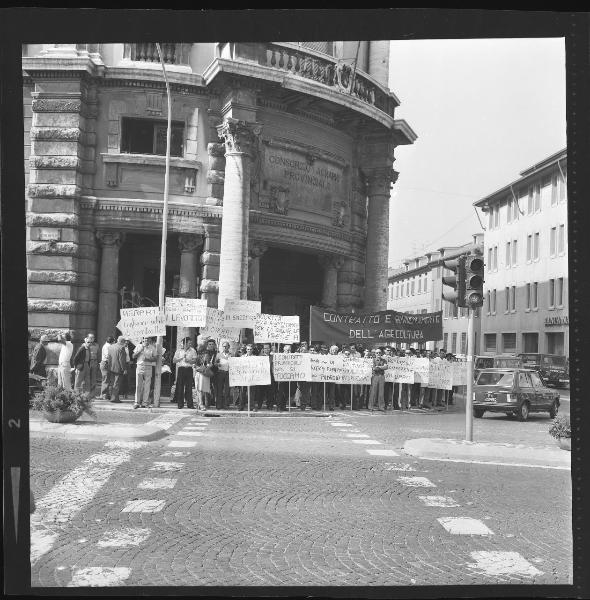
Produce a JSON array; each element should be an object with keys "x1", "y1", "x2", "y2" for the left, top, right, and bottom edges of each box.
[
  {"x1": 56, "y1": 332, "x2": 73, "y2": 391},
  {"x1": 107, "y1": 336, "x2": 129, "y2": 403}
]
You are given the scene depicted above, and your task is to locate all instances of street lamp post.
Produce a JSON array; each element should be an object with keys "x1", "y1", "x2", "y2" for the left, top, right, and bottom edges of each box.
[{"x1": 152, "y1": 43, "x2": 172, "y2": 407}]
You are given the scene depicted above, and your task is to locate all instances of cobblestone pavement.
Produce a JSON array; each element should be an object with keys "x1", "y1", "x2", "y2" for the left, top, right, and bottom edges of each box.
[{"x1": 30, "y1": 412, "x2": 572, "y2": 588}]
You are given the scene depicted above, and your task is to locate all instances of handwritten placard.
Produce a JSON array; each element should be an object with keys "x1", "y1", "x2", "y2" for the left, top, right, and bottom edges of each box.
[
  {"x1": 200, "y1": 307, "x2": 240, "y2": 342},
  {"x1": 272, "y1": 353, "x2": 312, "y2": 382},
  {"x1": 427, "y1": 361, "x2": 453, "y2": 390},
  {"x1": 254, "y1": 314, "x2": 300, "y2": 343},
  {"x1": 309, "y1": 354, "x2": 343, "y2": 383},
  {"x1": 384, "y1": 356, "x2": 415, "y2": 384},
  {"x1": 223, "y1": 299, "x2": 261, "y2": 328},
  {"x1": 413, "y1": 357, "x2": 430, "y2": 385},
  {"x1": 342, "y1": 357, "x2": 373, "y2": 385},
  {"x1": 117, "y1": 307, "x2": 167, "y2": 342},
  {"x1": 164, "y1": 297, "x2": 207, "y2": 327},
  {"x1": 451, "y1": 361, "x2": 467, "y2": 386},
  {"x1": 228, "y1": 356, "x2": 271, "y2": 387}
]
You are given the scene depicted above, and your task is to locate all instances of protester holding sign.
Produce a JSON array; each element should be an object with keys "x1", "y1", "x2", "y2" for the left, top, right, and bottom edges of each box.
[
  {"x1": 238, "y1": 344, "x2": 258, "y2": 411},
  {"x1": 296, "y1": 341, "x2": 311, "y2": 411},
  {"x1": 173, "y1": 337, "x2": 197, "y2": 409},
  {"x1": 214, "y1": 341, "x2": 232, "y2": 410},
  {"x1": 258, "y1": 343, "x2": 275, "y2": 411},
  {"x1": 275, "y1": 343, "x2": 293, "y2": 412},
  {"x1": 132, "y1": 337, "x2": 159, "y2": 409},
  {"x1": 368, "y1": 347, "x2": 387, "y2": 411},
  {"x1": 194, "y1": 339, "x2": 218, "y2": 410}
]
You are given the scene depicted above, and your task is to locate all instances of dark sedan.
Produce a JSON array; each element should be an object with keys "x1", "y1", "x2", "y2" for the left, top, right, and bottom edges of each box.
[{"x1": 473, "y1": 368, "x2": 560, "y2": 421}]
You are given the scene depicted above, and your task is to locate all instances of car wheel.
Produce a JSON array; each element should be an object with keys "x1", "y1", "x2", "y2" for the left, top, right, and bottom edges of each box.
[
  {"x1": 517, "y1": 401, "x2": 530, "y2": 422},
  {"x1": 549, "y1": 400, "x2": 559, "y2": 419},
  {"x1": 474, "y1": 409, "x2": 485, "y2": 418}
]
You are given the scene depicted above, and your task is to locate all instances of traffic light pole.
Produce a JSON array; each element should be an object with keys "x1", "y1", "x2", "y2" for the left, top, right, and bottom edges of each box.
[{"x1": 465, "y1": 307, "x2": 475, "y2": 441}]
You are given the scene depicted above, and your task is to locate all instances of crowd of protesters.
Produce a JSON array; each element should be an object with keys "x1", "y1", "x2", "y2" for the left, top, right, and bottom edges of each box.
[{"x1": 29, "y1": 332, "x2": 462, "y2": 412}]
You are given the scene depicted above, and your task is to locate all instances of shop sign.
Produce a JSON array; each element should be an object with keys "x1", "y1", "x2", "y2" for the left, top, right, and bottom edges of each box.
[{"x1": 545, "y1": 316, "x2": 569, "y2": 327}]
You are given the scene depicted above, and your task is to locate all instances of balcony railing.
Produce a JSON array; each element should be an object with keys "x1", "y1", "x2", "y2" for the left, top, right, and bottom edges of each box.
[
  {"x1": 265, "y1": 43, "x2": 395, "y2": 118},
  {"x1": 123, "y1": 43, "x2": 189, "y2": 65}
]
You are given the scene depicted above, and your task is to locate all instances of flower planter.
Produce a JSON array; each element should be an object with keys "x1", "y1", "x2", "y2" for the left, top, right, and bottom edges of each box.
[
  {"x1": 557, "y1": 437, "x2": 571, "y2": 451},
  {"x1": 43, "y1": 409, "x2": 81, "y2": 424}
]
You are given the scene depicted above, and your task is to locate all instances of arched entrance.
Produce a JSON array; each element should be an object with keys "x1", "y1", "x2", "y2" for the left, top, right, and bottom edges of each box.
[{"x1": 259, "y1": 247, "x2": 323, "y2": 342}]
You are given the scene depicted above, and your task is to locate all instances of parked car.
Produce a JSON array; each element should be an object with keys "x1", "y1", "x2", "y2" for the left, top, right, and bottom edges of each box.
[
  {"x1": 517, "y1": 353, "x2": 569, "y2": 387},
  {"x1": 472, "y1": 367, "x2": 560, "y2": 421},
  {"x1": 473, "y1": 355, "x2": 522, "y2": 380}
]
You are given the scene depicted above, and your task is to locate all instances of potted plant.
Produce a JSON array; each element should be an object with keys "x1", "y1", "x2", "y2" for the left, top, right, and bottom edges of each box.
[
  {"x1": 30, "y1": 383, "x2": 95, "y2": 424},
  {"x1": 548, "y1": 414, "x2": 571, "y2": 451}
]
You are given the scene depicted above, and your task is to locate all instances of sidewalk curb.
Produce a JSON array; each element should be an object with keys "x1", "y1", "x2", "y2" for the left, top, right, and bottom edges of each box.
[
  {"x1": 403, "y1": 437, "x2": 571, "y2": 469},
  {"x1": 29, "y1": 420, "x2": 168, "y2": 442}
]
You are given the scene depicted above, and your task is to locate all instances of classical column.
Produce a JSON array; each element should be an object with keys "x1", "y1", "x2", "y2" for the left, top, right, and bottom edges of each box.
[
  {"x1": 200, "y1": 223, "x2": 221, "y2": 308},
  {"x1": 364, "y1": 168, "x2": 398, "y2": 312},
  {"x1": 177, "y1": 233, "x2": 204, "y2": 345},
  {"x1": 96, "y1": 231, "x2": 125, "y2": 345},
  {"x1": 247, "y1": 241, "x2": 268, "y2": 301},
  {"x1": 367, "y1": 40, "x2": 390, "y2": 87},
  {"x1": 319, "y1": 255, "x2": 344, "y2": 310},
  {"x1": 216, "y1": 118, "x2": 262, "y2": 308}
]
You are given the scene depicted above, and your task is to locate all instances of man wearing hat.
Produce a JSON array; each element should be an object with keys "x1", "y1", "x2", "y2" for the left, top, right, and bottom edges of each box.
[
  {"x1": 30, "y1": 334, "x2": 50, "y2": 377},
  {"x1": 106, "y1": 335, "x2": 129, "y2": 403}
]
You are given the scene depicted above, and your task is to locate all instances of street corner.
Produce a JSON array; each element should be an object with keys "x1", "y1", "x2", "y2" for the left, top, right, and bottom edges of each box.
[
  {"x1": 29, "y1": 420, "x2": 170, "y2": 443},
  {"x1": 402, "y1": 437, "x2": 571, "y2": 470}
]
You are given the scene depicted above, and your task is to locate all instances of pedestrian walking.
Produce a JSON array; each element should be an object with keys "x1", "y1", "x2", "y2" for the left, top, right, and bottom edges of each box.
[
  {"x1": 56, "y1": 332, "x2": 73, "y2": 391},
  {"x1": 173, "y1": 337, "x2": 197, "y2": 409},
  {"x1": 106, "y1": 336, "x2": 129, "y2": 403},
  {"x1": 73, "y1": 335, "x2": 92, "y2": 393},
  {"x1": 99, "y1": 336, "x2": 115, "y2": 400},
  {"x1": 30, "y1": 334, "x2": 50, "y2": 378}
]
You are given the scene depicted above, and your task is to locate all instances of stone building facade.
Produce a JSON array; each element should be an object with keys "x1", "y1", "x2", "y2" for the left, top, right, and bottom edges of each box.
[
  {"x1": 23, "y1": 42, "x2": 416, "y2": 353},
  {"x1": 473, "y1": 149, "x2": 568, "y2": 357}
]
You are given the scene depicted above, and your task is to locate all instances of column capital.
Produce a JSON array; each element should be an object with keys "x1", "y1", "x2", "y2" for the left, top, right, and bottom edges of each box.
[
  {"x1": 318, "y1": 254, "x2": 345, "y2": 272},
  {"x1": 364, "y1": 168, "x2": 399, "y2": 196},
  {"x1": 216, "y1": 118, "x2": 262, "y2": 155},
  {"x1": 178, "y1": 233, "x2": 204, "y2": 254},
  {"x1": 248, "y1": 240, "x2": 268, "y2": 259},
  {"x1": 96, "y1": 230, "x2": 125, "y2": 248}
]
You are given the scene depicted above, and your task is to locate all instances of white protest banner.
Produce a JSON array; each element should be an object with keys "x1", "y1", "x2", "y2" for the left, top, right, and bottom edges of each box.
[
  {"x1": 413, "y1": 357, "x2": 430, "y2": 385},
  {"x1": 384, "y1": 356, "x2": 414, "y2": 384},
  {"x1": 200, "y1": 307, "x2": 240, "y2": 342},
  {"x1": 254, "y1": 314, "x2": 300, "y2": 344},
  {"x1": 428, "y1": 361, "x2": 453, "y2": 390},
  {"x1": 451, "y1": 361, "x2": 467, "y2": 386},
  {"x1": 309, "y1": 354, "x2": 344, "y2": 383},
  {"x1": 117, "y1": 307, "x2": 167, "y2": 343},
  {"x1": 223, "y1": 299, "x2": 261, "y2": 328},
  {"x1": 427, "y1": 360, "x2": 440, "y2": 388},
  {"x1": 164, "y1": 297, "x2": 207, "y2": 327},
  {"x1": 272, "y1": 353, "x2": 311, "y2": 382},
  {"x1": 342, "y1": 357, "x2": 373, "y2": 385},
  {"x1": 228, "y1": 356, "x2": 271, "y2": 387}
]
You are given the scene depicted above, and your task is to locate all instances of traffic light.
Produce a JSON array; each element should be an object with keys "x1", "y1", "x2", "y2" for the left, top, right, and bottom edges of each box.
[
  {"x1": 464, "y1": 253, "x2": 484, "y2": 308},
  {"x1": 442, "y1": 256, "x2": 466, "y2": 308}
]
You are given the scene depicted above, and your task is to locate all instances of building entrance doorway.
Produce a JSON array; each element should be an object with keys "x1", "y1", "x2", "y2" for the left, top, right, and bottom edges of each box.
[
  {"x1": 259, "y1": 247, "x2": 323, "y2": 342},
  {"x1": 522, "y1": 332, "x2": 539, "y2": 353}
]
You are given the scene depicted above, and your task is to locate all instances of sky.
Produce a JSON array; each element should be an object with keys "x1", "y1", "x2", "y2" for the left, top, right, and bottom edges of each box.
[{"x1": 387, "y1": 38, "x2": 566, "y2": 268}]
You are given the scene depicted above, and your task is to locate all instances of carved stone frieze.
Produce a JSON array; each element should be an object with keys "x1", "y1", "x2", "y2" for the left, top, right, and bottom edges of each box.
[
  {"x1": 30, "y1": 156, "x2": 80, "y2": 170},
  {"x1": 332, "y1": 200, "x2": 348, "y2": 228},
  {"x1": 28, "y1": 270, "x2": 80, "y2": 284},
  {"x1": 26, "y1": 213, "x2": 79, "y2": 227},
  {"x1": 32, "y1": 98, "x2": 82, "y2": 113},
  {"x1": 28, "y1": 241, "x2": 78, "y2": 256},
  {"x1": 30, "y1": 127, "x2": 82, "y2": 141},
  {"x1": 28, "y1": 327, "x2": 74, "y2": 341},
  {"x1": 28, "y1": 299, "x2": 80, "y2": 313},
  {"x1": 178, "y1": 233, "x2": 204, "y2": 254},
  {"x1": 216, "y1": 119, "x2": 262, "y2": 155},
  {"x1": 269, "y1": 186, "x2": 290, "y2": 214},
  {"x1": 28, "y1": 184, "x2": 80, "y2": 198}
]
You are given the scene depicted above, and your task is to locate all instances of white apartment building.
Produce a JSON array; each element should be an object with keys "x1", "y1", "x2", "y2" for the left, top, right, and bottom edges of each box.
[{"x1": 473, "y1": 148, "x2": 568, "y2": 356}]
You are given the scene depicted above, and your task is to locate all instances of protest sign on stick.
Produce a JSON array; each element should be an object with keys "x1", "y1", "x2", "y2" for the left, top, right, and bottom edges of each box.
[
  {"x1": 342, "y1": 357, "x2": 373, "y2": 385},
  {"x1": 201, "y1": 307, "x2": 240, "y2": 342},
  {"x1": 117, "y1": 307, "x2": 167, "y2": 343},
  {"x1": 413, "y1": 357, "x2": 430, "y2": 385},
  {"x1": 228, "y1": 356, "x2": 271, "y2": 387},
  {"x1": 223, "y1": 299, "x2": 261, "y2": 328},
  {"x1": 164, "y1": 297, "x2": 207, "y2": 327},
  {"x1": 309, "y1": 354, "x2": 344, "y2": 383},
  {"x1": 272, "y1": 353, "x2": 311, "y2": 382},
  {"x1": 384, "y1": 356, "x2": 414, "y2": 384},
  {"x1": 254, "y1": 314, "x2": 300, "y2": 344}
]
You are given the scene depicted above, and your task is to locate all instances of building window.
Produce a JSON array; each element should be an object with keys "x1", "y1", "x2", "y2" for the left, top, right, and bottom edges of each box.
[
  {"x1": 486, "y1": 290, "x2": 491, "y2": 314},
  {"x1": 494, "y1": 205, "x2": 500, "y2": 228},
  {"x1": 487, "y1": 248, "x2": 493, "y2": 271},
  {"x1": 488, "y1": 210, "x2": 493, "y2": 230},
  {"x1": 523, "y1": 332, "x2": 539, "y2": 353},
  {"x1": 557, "y1": 277, "x2": 564, "y2": 307},
  {"x1": 558, "y1": 224, "x2": 565, "y2": 254},
  {"x1": 502, "y1": 333, "x2": 517, "y2": 354},
  {"x1": 512, "y1": 239, "x2": 517, "y2": 266},
  {"x1": 435, "y1": 299, "x2": 440, "y2": 311},
  {"x1": 540, "y1": 176, "x2": 551, "y2": 208},
  {"x1": 550, "y1": 227, "x2": 556, "y2": 257},
  {"x1": 527, "y1": 186, "x2": 534, "y2": 214},
  {"x1": 526, "y1": 234, "x2": 532, "y2": 262},
  {"x1": 121, "y1": 117, "x2": 184, "y2": 157},
  {"x1": 505, "y1": 241, "x2": 511, "y2": 267},
  {"x1": 505, "y1": 286, "x2": 510, "y2": 313},
  {"x1": 443, "y1": 333, "x2": 448, "y2": 350},
  {"x1": 410, "y1": 279, "x2": 415, "y2": 295},
  {"x1": 534, "y1": 183, "x2": 541, "y2": 212},
  {"x1": 417, "y1": 278, "x2": 422, "y2": 294},
  {"x1": 507, "y1": 197, "x2": 513, "y2": 223},
  {"x1": 493, "y1": 246, "x2": 498, "y2": 271},
  {"x1": 532, "y1": 282, "x2": 538, "y2": 310},
  {"x1": 484, "y1": 333, "x2": 497, "y2": 353},
  {"x1": 511, "y1": 285, "x2": 516, "y2": 311},
  {"x1": 452, "y1": 303, "x2": 458, "y2": 318},
  {"x1": 491, "y1": 289, "x2": 497, "y2": 314},
  {"x1": 424, "y1": 275, "x2": 428, "y2": 293},
  {"x1": 460, "y1": 332, "x2": 467, "y2": 354},
  {"x1": 533, "y1": 232, "x2": 540, "y2": 261},
  {"x1": 525, "y1": 283, "x2": 531, "y2": 310},
  {"x1": 559, "y1": 172, "x2": 566, "y2": 201},
  {"x1": 451, "y1": 333, "x2": 457, "y2": 354},
  {"x1": 551, "y1": 174, "x2": 558, "y2": 206},
  {"x1": 549, "y1": 278, "x2": 555, "y2": 308}
]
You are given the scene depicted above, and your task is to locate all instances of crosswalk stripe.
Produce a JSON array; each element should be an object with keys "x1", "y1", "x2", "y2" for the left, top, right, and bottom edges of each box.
[
  {"x1": 351, "y1": 439, "x2": 382, "y2": 445},
  {"x1": 149, "y1": 462, "x2": 184, "y2": 472},
  {"x1": 121, "y1": 499, "x2": 166, "y2": 513},
  {"x1": 137, "y1": 478, "x2": 177, "y2": 489},
  {"x1": 68, "y1": 567, "x2": 131, "y2": 587},
  {"x1": 97, "y1": 527, "x2": 151, "y2": 548},
  {"x1": 467, "y1": 551, "x2": 543, "y2": 576},
  {"x1": 167, "y1": 441, "x2": 197, "y2": 448},
  {"x1": 397, "y1": 476, "x2": 436, "y2": 487},
  {"x1": 418, "y1": 495, "x2": 460, "y2": 507},
  {"x1": 437, "y1": 517, "x2": 494, "y2": 535},
  {"x1": 365, "y1": 449, "x2": 399, "y2": 456}
]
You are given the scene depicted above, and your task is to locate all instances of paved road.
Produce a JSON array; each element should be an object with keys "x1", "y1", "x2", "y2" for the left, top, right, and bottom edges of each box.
[{"x1": 30, "y1": 411, "x2": 572, "y2": 588}]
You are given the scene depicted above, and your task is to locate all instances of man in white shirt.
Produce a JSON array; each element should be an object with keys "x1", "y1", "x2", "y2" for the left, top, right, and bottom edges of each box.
[
  {"x1": 99, "y1": 336, "x2": 115, "y2": 400},
  {"x1": 173, "y1": 337, "x2": 197, "y2": 409},
  {"x1": 133, "y1": 337, "x2": 161, "y2": 408},
  {"x1": 57, "y1": 332, "x2": 73, "y2": 391},
  {"x1": 214, "y1": 341, "x2": 232, "y2": 410}
]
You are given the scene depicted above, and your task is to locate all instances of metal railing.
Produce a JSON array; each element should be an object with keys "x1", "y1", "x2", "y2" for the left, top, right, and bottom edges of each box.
[{"x1": 123, "y1": 43, "x2": 188, "y2": 65}]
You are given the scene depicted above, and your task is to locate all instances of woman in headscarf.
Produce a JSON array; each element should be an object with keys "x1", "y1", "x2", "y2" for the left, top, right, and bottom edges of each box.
[{"x1": 194, "y1": 339, "x2": 217, "y2": 410}]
